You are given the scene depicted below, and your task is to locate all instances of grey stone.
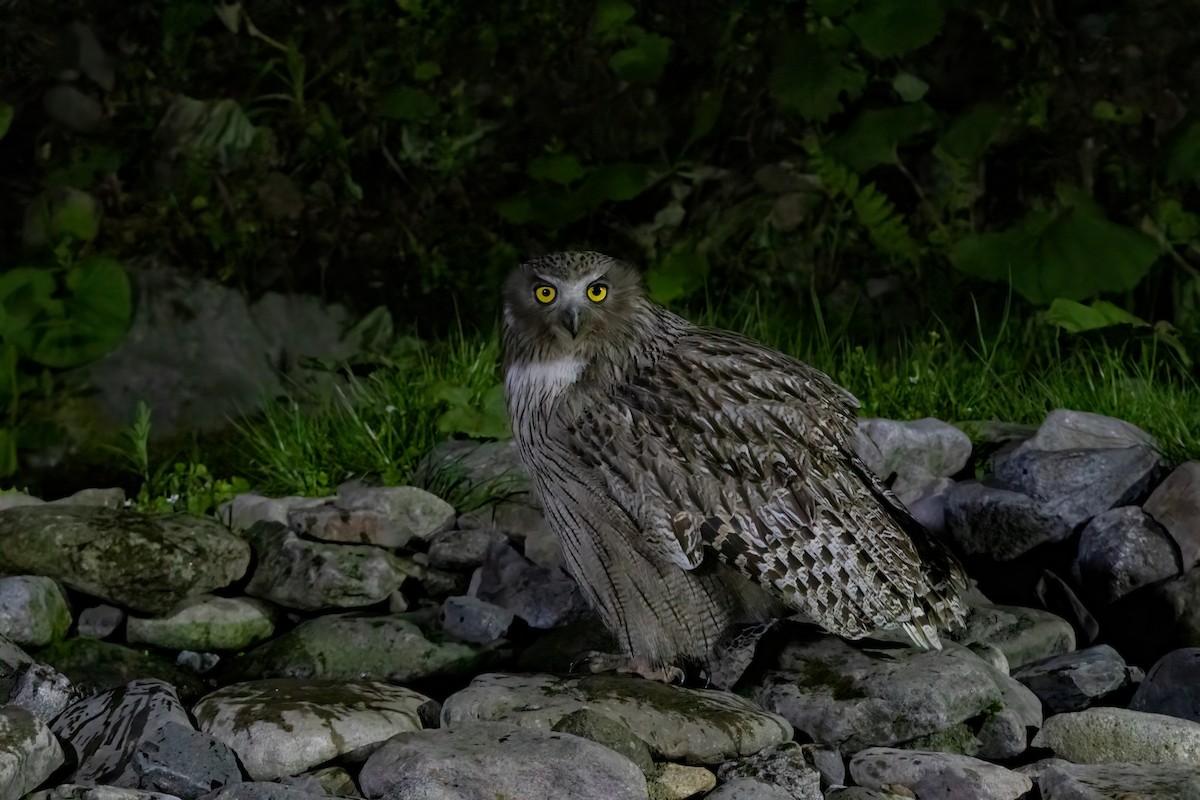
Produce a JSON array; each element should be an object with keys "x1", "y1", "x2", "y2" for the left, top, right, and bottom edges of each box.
[
  {"x1": 442, "y1": 672, "x2": 792, "y2": 765},
  {"x1": 219, "y1": 493, "x2": 328, "y2": 532},
  {"x1": 1016, "y1": 410, "x2": 1157, "y2": 454},
  {"x1": 415, "y1": 563, "x2": 470, "y2": 599},
  {"x1": 176, "y1": 651, "x2": 220, "y2": 674},
  {"x1": 0, "y1": 492, "x2": 44, "y2": 511},
  {"x1": 243, "y1": 523, "x2": 411, "y2": 611},
  {"x1": 472, "y1": 543, "x2": 589, "y2": 629},
  {"x1": 38, "y1": 638, "x2": 205, "y2": 701},
  {"x1": 287, "y1": 504, "x2": 410, "y2": 549},
  {"x1": 8, "y1": 660, "x2": 77, "y2": 724},
  {"x1": 552, "y1": 708, "x2": 654, "y2": 774},
  {"x1": 854, "y1": 418, "x2": 972, "y2": 505},
  {"x1": 231, "y1": 613, "x2": 479, "y2": 683},
  {"x1": 0, "y1": 705, "x2": 65, "y2": 798},
  {"x1": 1073, "y1": 507, "x2": 1181, "y2": 603},
  {"x1": 705, "y1": 778, "x2": 795, "y2": 799},
  {"x1": 849, "y1": 747, "x2": 1032, "y2": 799},
  {"x1": 419, "y1": 440, "x2": 531, "y2": 498},
  {"x1": 944, "y1": 482, "x2": 1066, "y2": 560},
  {"x1": 715, "y1": 743, "x2": 823, "y2": 799},
  {"x1": 199, "y1": 783, "x2": 331, "y2": 799},
  {"x1": 1037, "y1": 761, "x2": 1200, "y2": 799},
  {"x1": 333, "y1": 484, "x2": 455, "y2": 545},
  {"x1": 754, "y1": 636, "x2": 1039, "y2": 754},
  {"x1": 1144, "y1": 461, "x2": 1200, "y2": 569},
  {"x1": 1158, "y1": 568, "x2": 1200, "y2": 651},
  {"x1": 0, "y1": 576, "x2": 71, "y2": 646},
  {"x1": 1012, "y1": 644, "x2": 1129, "y2": 713},
  {"x1": 53, "y1": 678, "x2": 192, "y2": 787},
  {"x1": 65, "y1": 22, "x2": 116, "y2": 90},
  {"x1": 131, "y1": 721, "x2": 242, "y2": 797},
  {"x1": 193, "y1": 678, "x2": 429, "y2": 781},
  {"x1": 648, "y1": 764, "x2": 716, "y2": 799},
  {"x1": 281, "y1": 766, "x2": 356, "y2": 797},
  {"x1": 441, "y1": 595, "x2": 513, "y2": 644},
  {"x1": 126, "y1": 596, "x2": 276, "y2": 652},
  {"x1": 823, "y1": 790, "x2": 910, "y2": 800},
  {"x1": 1130, "y1": 648, "x2": 1200, "y2": 723},
  {"x1": 26, "y1": 786, "x2": 183, "y2": 800},
  {"x1": 79, "y1": 605, "x2": 125, "y2": 639},
  {"x1": 50, "y1": 488, "x2": 127, "y2": 508},
  {"x1": 1031, "y1": 706, "x2": 1200, "y2": 765},
  {"x1": 358, "y1": 721, "x2": 647, "y2": 800},
  {"x1": 905, "y1": 477, "x2": 955, "y2": 535},
  {"x1": 0, "y1": 506, "x2": 250, "y2": 614},
  {"x1": 951, "y1": 603, "x2": 1076, "y2": 670},
  {"x1": 427, "y1": 527, "x2": 507, "y2": 571}
]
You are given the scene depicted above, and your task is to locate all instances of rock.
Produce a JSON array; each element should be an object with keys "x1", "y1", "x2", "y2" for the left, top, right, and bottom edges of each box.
[
  {"x1": 754, "y1": 635, "x2": 1039, "y2": 754},
  {"x1": 472, "y1": 543, "x2": 589, "y2": 629},
  {"x1": 0, "y1": 705, "x2": 65, "y2": 798},
  {"x1": 0, "y1": 576, "x2": 72, "y2": 646},
  {"x1": 199, "y1": 782, "x2": 331, "y2": 799},
  {"x1": 358, "y1": 721, "x2": 647, "y2": 800},
  {"x1": 0, "y1": 492, "x2": 44, "y2": 511},
  {"x1": 333, "y1": 484, "x2": 455, "y2": 545},
  {"x1": 715, "y1": 743, "x2": 823, "y2": 799},
  {"x1": 1016, "y1": 410, "x2": 1157, "y2": 453},
  {"x1": 220, "y1": 493, "x2": 328, "y2": 532},
  {"x1": 130, "y1": 721, "x2": 242, "y2": 797},
  {"x1": 50, "y1": 487, "x2": 127, "y2": 508},
  {"x1": 230, "y1": 613, "x2": 479, "y2": 683},
  {"x1": 1144, "y1": 461, "x2": 1200, "y2": 569},
  {"x1": 176, "y1": 651, "x2": 220, "y2": 674},
  {"x1": 467, "y1": 497, "x2": 563, "y2": 567},
  {"x1": 0, "y1": 506, "x2": 250, "y2": 614},
  {"x1": 1037, "y1": 761, "x2": 1200, "y2": 799},
  {"x1": 427, "y1": 527, "x2": 507, "y2": 571},
  {"x1": 52, "y1": 679, "x2": 192, "y2": 787},
  {"x1": 849, "y1": 747, "x2": 1032, "y2": 799},
  {"x1": 824, "y1": 790, "x2": 911, "y2": 800},
  {"x1": 441, "y1": 595, "x2": 514, "y2": 644},
  {"x1": 944, "y1": 482, "x2": 1065, "y2": 560},
  {"x1": 1129, "y1": 648, "x2": 1200, "y2": 722},
  {"x1": 419, "y1": 440, "x2": 531, "y2": 498},
  {"x1": 39, "y1": 639, "x2": 206, "y2": 701},
  {"x1": 194, "y1": 678, "x2": 430, "y2": 781},
  {"x1": 552, "y1": 708, "x2": 655, "y2": 774},
  {"x1": 243, "y1": 523, "x2": 411, "y2": 611},
  {"x1": 1072, "y1": 507, "x2": 1181, "y2": 603},
  {"x1": 1031, "y1": 706, "x2": 1200, "y2": 765},
  {"x1": 416, "y1": 564, "x2": 470, "y2": 599},
  {"x1": 25, "y1": 786, "x2": 184, "y2": 799},
  {"x1": 43, "y1": 86, "x2": 107, "y2": 132},
  {"x1": 1012, "y1": 644, "x2": 1130, "y2": 713},
  {"x1": 649, "y1": 763, "x2": 715, "y2": 799},
  {"x1": 905, "y1": 477, "x2": 955, "y2": 535},
  {"x1": 287, "y1": 504, "x2": 409, "y2": 549},
  {"x1": 854, "y1": 418, "x2": 972, "y2": 505},
  {"x1": 952, "y1": 603, "x2": 1076, "y2": 670},
  {"x1": 8, "y1": 659, "x2": 77, "y2": 724},
  {"x1": 705, "y1": 778, "x2": 795, "y2": 799},
  {"x1": 283, "y1": 766, "x2": 357, "y2": 797},
  {"x1": 442, "y1": 672, "x2": 792, "y2": 764},
  {"x1": 79, "y1": 605, "x2": 125, "y2": 639},
  {"x1": 126, "y1": 596, "x2": 276, "y2": 652}
]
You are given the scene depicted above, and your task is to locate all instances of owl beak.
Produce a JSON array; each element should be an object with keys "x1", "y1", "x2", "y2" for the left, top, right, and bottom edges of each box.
[{"x1": 561, "y1": 307, "x2": 582, "y2": 338}]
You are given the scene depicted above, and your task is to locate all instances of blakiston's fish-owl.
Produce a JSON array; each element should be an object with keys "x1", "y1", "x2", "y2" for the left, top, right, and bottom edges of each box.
[{"x1": 502, "y1": 251, "x2": 968, "y2": 685}]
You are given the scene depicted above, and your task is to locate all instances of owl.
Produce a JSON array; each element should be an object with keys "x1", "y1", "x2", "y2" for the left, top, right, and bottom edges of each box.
[{"x1": 502, "y1": 251, "x2": 968, "y2": 685}]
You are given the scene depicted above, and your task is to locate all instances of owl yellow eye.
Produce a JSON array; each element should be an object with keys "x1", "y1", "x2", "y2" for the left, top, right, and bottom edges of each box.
[
  {"x1": 534, "y1": 285, "x2": 556, "y2": 304},
  {"x1": 587, "y1": 283, "x2": 608, "y2": 302}
]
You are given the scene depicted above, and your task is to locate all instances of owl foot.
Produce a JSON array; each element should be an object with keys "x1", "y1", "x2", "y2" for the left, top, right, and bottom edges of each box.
[{"x1": 569, "y1": 650, "x2": 686, "y2": 684}]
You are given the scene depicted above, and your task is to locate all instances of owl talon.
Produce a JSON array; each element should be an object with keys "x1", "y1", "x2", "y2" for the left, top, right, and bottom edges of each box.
[{"x1": 569, "y1": 650, "x2": 685, "y2": 684}]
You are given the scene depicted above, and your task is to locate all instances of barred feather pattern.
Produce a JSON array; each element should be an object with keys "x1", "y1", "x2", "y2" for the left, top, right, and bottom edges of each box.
[{"x1": 503, "y1": 252, "x2": 968, "y2": 676}]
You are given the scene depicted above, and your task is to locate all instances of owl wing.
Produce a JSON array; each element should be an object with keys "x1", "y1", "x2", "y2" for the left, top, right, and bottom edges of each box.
[{"x1": 560, "y1": 327, "x2": 967, "y2": 645}]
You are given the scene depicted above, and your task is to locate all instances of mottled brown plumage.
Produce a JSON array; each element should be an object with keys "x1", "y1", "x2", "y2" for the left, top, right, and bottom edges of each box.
[{"x1": 503, "y1": 251, "x2": 967, "y2": 683}]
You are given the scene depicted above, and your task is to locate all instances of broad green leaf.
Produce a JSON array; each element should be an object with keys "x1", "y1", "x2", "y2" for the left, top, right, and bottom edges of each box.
[
  {"x1": 826, "y1": 103, "x2": 938, "y2": 174},
  {"x1": 0, "y1": 101, "x2": 12, "y2": 141},
  {"x1": 51, "y1": 189, "x2": 101, "y2": 242},
  {"x1": 528, "y1": 153, "x2": 585, "y2": 186},
  {"x1": 496, "y1": 190, "x2": 587, "y2": 230},
  {"x1": 1092, "y1": 100, "x2": 1141, "y2": 126},
  {"x1": 158, "y1": 97, "x2": 258, "y2": 171},
  {"x1": 811, "y1": 0, "x2": 855, "y2": 19},
  {"x1": 377, "y1": 87, "x2": 438, "y2": 122},
  {"x1": 30, "y1": 256, "x2": 131, "y2": 368},
  {"x1": 1161, "y1": 114, "x2": 1200, "y2": 185},
  {"x1": 949, "y1": 186, "x2": 1161, "y2": 304},
  {"x1": 609, "y1": 33, "x2": 672, "y2": 83},
  {"x1": 577, "y1": 163, "x2": 652, "y2": 205},
  {"x1": 1044, "y1": 298, "x2": 1144, "y2": 332},
  {"x1": 412, "y1": 61, "x2": 441, "y2": 81},
  {"x1": 687, "y1": 92, "x2": 723, "y2": 146},
  {"x1": 847, "y1": 0, "x2": 944, "y2": 58},
  {"x1": 593, "y1": 0, "x2": 636, "y2": 40},
  {"x1": 937, "y1": 104, "x2": 1003, "y2": 165},
  {"x1": 770, "y1": 34, "x2": 866, "y2": 123},
  {"x1": 646, "y1": 248, "x2": 708, "y2": 303},
  {"x1": 892, "y1": 72, "x2": 929, "y2": 102},
  {"x1": 0, "y1": 269, "x2": 57, "y2": 345}
]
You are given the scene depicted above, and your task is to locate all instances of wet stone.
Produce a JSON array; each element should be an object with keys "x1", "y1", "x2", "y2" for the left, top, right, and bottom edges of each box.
[
  {"x1": 1031, "y1": 706, "x2": 1200, "y2": 766},
  {"x1": 552, "y1": 708, "x2": 655, "y2": 774},
  {"x1": 1143, "y1": 460, "x2": 1200, "y2": 569},
  {"x1": 715, "y1": 742, "x2": 823, "y2": 800},
  {"x1": 193, "y1": 678, "x2": 430, "y2": 781},
  {"x1": 130, "y1": 721, "x2": 242, "y2": 798},
  {"x1": 39, "y1": 638, "x2": 206, "y2": 701},
  {"x1": 1036, "y1": 761, "x2": 1200, "y2": 799},
  {"x1": 472, "y1": 543, "x2": 590, "y2": 629},
  {"x1": 333, "y1": 484, "x2": 455, "y2": 545},
  {"x1": 1072, "y1": 506, "x2": 1181, "y2": 604},
  {"x1": 1129, "y1": 647, "x2": 1200, "y2": 722},
  {"x1": 25, "y1": 786, "x2": 184, "y2": 800},
  {"x1": 1015, "y1": 410, "x2": 1157, "y2": 454},
  {"x1": 78, "y1": 605, "x2": 125, "y2": 639},
  {"x1": 1012, "y1": 644, "x2": 1130, "y2": 713},
  {"x1": 7, "y1": 659, "x2": 78, "y2": 724},
  {"x1": 199, "y1": 782, "x2": 333, "y2": 799},
  {"x1": 127, "y1": 596, "x2": 276, "y2": 652},
  {"x1": 849, "y1": 747, "x2": 1032, "y2": 800},
  {"x1": 440, "y1": 595, "x2": 514, "y2": 644},
  {"x1": 0, "y1": 575, "x2": 71, "y2": 647}
]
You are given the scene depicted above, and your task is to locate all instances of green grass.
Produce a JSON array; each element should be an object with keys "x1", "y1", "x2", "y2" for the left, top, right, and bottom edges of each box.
[{"x1": 233, "y1": 306, "x2": 1200, "y2": 499}]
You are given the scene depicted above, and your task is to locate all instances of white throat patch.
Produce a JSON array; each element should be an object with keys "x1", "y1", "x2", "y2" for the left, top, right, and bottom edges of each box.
[{"x1": 506, "y1": 356, "x2": 585, "y2": 398}]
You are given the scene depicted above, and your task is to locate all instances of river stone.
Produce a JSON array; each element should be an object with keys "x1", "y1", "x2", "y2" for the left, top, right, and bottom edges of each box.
[
  {"x1": 854, "y1": 417, "x2": 972, "y2": 504},
  {"x1": 754, "y1": 635, "x2": 1038, "y2": 753},
  {"x1": 649, "y1": 763, "x2": 716, "y2": 799},
  {"x1": 25, "y1": 786, "x2": 184, "y2": 799},
  {"x1": 1037, "y1": 761, "x2": 1200, "y2": 799},
  {"x1": 126, "y1": 595, "x2": 276, "y2": 652},
  {"x1": 39, "y1": 638, "x2": 205, "y2": 701},
  {"x1": 243, "y1": 523, "x2": 411, "y2": 610},
  {"x1": 1073, "y1": 506, "x2": 1182, "y2": 604},
  {"x1": 0, "y1": 576, "x2": 72, "y2": 646},
  {"x1": 130, "y1": 721, "x2": 241, "y2": 797},
  {"x1": 7, "y1": 659, "x2": 77, "y2": 725},
  {"x1": 1144, "y1": 461, "x2": 1200, "y2": 569},
  {"x1": 0, "y1": 705, "x2": 65, "y2": 798},
  {"x1": 552, "y1": 708, "x2": 655, "y2": 773},
  {"x1": 358, "y1": 721, "x2": 647, "y2": 800},
  {"x1": 333, "y1": 484, "x2": 455, "y2": 545},
  {"x1": 441, "y1": 595, "x2": 514, "y2": 644},
  {"x1": 442, "y1": 672, "x2": 792, "y2": 764},
  {"x1": 1031, "y1": 706, "x2": 1200, "y2": 765},
  {"x1": 198, "y1": 781, "x2": 336, "y2": 799},
  {"x1": 79, "y1": 605, "x2": 125, "y2": 640},
  {"x1": 1012, "y1": 644, "x2": 1129, "y2": 713},
  {"x1": 230, "y1": 613, "x2": 479, "y2": 683},
  {"x1": 49, "y1": 487, "x2": 127, "y2": 508},
  {"x1": 193, "y1": 678, "x2": 430, "y2": 781},
  {"x1": 1015, "y1": 410, "x2": 1157, "y2": 454},
  {"x1": 849, "y1": 747, "x2": 1032, "y2": 800},
  {"x1": 220, "y1": 493, "x2": 328, "y2": 531},
  {"x1": 707, "y1": 778, "x2": 796, "y2": 799},
  {"x1": 952, "y1": 603, "x2": 1076, "y2": 670},
  {"x1": 420, "y1": 439, "x2": 531, "y2": 497},
  {"x1": 52, "y1": 678, "x2": 192, "y2": 787},
  {"x1": 427, "y1": 527, "x2": 508, "y2": 571},
  {"x1": 943, "y1": 482, "x2": 1066, "y2": 560},
  {"x1": 715, "y1": 743, "x2": 823, "y2": 800},
  {"x1": 472, "y1": 543, "x2": 590, "y2": 629},
  {"x1": 0, "y1": 506, "x2": 250, "y2": 614},
  {"x1": 1130, "y1": 648, "x2": 1200, "y2": 722},
  {"x1": 0, "y1": 492, "x2": 44, "y2": 511}
]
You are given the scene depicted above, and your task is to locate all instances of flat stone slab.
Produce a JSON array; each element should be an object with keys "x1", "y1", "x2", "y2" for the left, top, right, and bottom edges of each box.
[
  {"x1": 1037, "y1": 761, "x2": 1200, "y2": 799},
  {"x1": 850, "y1": 747, "x2": 1032, "y2": 800},
  {"x1": 1031, "y1": 707, "x2": 1200, "y2": 765}
]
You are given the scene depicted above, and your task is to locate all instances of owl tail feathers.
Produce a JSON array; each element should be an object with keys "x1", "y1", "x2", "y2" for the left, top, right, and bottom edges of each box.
[{"x1": 902, "y1": 620, "x2": 943, "y2": 650}]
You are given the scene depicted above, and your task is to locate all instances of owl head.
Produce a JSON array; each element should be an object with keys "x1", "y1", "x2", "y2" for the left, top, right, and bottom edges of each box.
[{"x1": 502, "y1": 252, "x2": 648, "y2": 356}]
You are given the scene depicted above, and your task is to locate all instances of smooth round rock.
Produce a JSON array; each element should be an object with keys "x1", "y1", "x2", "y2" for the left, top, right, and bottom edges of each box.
[
  {"x1": 1031, "y1": 707, "x2": 1200, "y2": 765},
  {"x1": 126, "y1": 595, "x2": 276, "y2": 651}
]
